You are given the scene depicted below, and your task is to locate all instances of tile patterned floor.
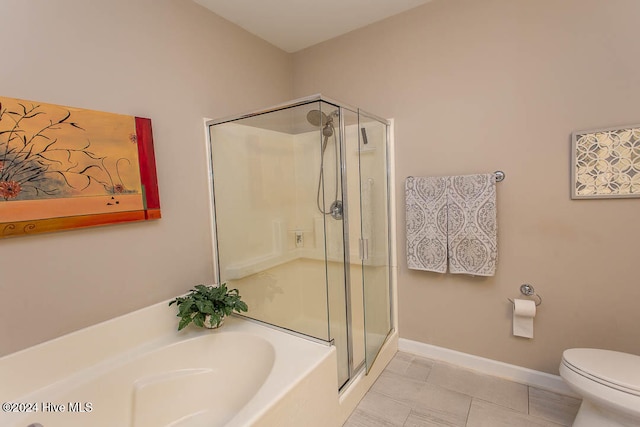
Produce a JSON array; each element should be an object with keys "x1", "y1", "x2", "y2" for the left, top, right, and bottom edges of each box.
[{"x1": 344, "y1": 352, "x2": 581, "y2": 427}]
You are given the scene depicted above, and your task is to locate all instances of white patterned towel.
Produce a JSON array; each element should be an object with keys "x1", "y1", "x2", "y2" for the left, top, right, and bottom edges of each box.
[
  {"x1": 405, "y1": 176, "x2": 448, "y2": 273},
  {"x1": 447, "y1": 174, "x2": 497, "y2": 276}
]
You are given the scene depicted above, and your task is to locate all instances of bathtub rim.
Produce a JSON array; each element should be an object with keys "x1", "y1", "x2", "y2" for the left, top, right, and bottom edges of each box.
[{"x1": 0, "y1": 300, "x2": 333, "y2": 404}]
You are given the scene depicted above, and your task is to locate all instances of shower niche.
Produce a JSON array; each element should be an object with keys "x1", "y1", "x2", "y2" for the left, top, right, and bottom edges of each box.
[{"x1": 207, "y1": 95, "x2": 393, "y2": 389}]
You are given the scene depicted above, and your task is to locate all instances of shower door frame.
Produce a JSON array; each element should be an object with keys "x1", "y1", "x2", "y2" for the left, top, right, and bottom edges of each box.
[{"x1": 336, "y1": 104, "x2": 357, "y2": 385}]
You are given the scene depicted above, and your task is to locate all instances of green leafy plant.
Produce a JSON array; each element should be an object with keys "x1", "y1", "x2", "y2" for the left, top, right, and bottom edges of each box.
[{"x1": 168, "y1": 283, "x2": 248, "y2": 331}]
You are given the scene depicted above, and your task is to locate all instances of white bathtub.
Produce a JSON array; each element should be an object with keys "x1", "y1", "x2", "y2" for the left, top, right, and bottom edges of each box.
[{"x1": 0, "y1": 303, "x2": 345, "y2": 427}]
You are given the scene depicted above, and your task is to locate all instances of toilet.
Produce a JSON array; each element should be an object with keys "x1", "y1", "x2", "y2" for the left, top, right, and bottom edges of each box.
[{"x1": 559, "y1": 348, "x2": 640, "y2": 427}]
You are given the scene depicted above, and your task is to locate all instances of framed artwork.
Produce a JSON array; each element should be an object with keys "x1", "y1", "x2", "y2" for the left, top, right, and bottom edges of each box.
[
  {"x1": 0, "y1": 96, "x2": 160, "y2": 238},
  {"x1": 571, "y1": 124, "x2": 640, "y2": 199}
]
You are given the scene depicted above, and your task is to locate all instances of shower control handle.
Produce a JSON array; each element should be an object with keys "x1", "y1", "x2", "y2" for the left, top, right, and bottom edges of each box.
[{"x1": 329, "y1": 200, "x2": 343, "y2": 220}]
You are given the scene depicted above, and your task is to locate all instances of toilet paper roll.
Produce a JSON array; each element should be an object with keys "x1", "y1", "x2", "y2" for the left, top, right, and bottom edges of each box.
[{"x1": 513, "y1": 299, "x2": 536, "y2": 339}]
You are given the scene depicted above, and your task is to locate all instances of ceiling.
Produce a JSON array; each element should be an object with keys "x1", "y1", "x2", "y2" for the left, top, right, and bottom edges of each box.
[{"x1": 193, "y1": 0, "x2": 431, "y2": 53}]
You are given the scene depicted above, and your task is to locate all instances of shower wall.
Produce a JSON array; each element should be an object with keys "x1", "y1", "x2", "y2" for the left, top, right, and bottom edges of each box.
[{"x1": 211, "y1": 125, "x2": 297, "y2": 269}]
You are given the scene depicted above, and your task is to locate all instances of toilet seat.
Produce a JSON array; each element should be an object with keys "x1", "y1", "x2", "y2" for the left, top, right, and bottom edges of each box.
[{"x1": 561, "y1": 348, "x2": 640, "y2": 397}]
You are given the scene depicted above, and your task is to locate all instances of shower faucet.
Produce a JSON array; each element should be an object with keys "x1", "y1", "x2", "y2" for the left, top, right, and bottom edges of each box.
[{"x1": 330, "y1": 200, "x2": 343, "y2": 220}]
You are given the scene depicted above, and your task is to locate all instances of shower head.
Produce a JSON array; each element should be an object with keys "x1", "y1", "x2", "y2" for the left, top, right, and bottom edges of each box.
[
  {"x1": 306, "y1": 110, "x2": 329, "y2": 127},
  {"x1": 307, "y1": 109, "x2": 336, "y2": 137},
  {"x1": 306, "y1": 109, "x2": 338, "y2": 126}
]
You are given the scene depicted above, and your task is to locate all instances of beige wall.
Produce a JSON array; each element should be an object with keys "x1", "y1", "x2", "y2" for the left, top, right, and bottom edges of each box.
[
  {"x1": 4, "y1": 0, "x2": 640, "y2": 376},
  {"x1": 0, "y1": 0, "x2": 292, "y2": 356},
  {"x1": 293, "y1": 0, "x2": 640, "y2": 374}
]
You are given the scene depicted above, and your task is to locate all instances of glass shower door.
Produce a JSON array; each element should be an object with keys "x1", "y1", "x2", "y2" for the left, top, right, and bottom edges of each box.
[
  {"x1": 208, "y1": 103, "x2": 336, "y2": 346},
  {"x1": 358, "y1": 112, "x2": 392, "y2": 372}
]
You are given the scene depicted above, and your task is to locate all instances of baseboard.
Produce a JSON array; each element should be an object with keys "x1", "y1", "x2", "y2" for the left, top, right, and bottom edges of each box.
[{"x1": 398, "y1": 338, "x2": 577, "y2": 397}]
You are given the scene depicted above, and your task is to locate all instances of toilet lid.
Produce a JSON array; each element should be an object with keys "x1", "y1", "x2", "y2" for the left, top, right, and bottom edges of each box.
[{"x1": 562, "y1": 348, "x2": 640, "y2": 395}]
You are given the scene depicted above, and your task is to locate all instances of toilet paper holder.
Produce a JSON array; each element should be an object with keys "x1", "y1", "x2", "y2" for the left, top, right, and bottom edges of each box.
[{"x1": 508, "y1": 284, "x2": 542, "y2": 307}]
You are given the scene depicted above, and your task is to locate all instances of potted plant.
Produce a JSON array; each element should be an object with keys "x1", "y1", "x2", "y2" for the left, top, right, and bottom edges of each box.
[{"x1": 168, "y1": 283, "x2": 248, "y2": 330}]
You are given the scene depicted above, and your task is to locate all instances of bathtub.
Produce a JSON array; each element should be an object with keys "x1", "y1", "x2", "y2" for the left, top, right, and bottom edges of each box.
[{"x1": 0, "y1": 302, "x2": 345, "y2": 427}]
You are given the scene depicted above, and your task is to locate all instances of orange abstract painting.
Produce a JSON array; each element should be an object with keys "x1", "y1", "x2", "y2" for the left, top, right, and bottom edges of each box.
[{"x1": 0, "y1": 96, "x2": 160, "y2": 238}]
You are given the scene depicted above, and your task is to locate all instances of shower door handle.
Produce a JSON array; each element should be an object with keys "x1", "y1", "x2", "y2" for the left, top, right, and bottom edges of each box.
[{"x1": 359, "y1": 238, "x2": 369, "y2": 261}]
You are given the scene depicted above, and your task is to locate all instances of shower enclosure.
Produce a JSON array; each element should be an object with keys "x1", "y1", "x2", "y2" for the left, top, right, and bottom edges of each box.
[{"x1": 206, "y1": 95, "x2": 392, "y2": 389}]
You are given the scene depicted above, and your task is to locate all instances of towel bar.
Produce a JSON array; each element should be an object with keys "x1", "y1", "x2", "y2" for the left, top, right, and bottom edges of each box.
[{"x1": 407, "y1": 171, "x2": 505, "y2": 182}]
